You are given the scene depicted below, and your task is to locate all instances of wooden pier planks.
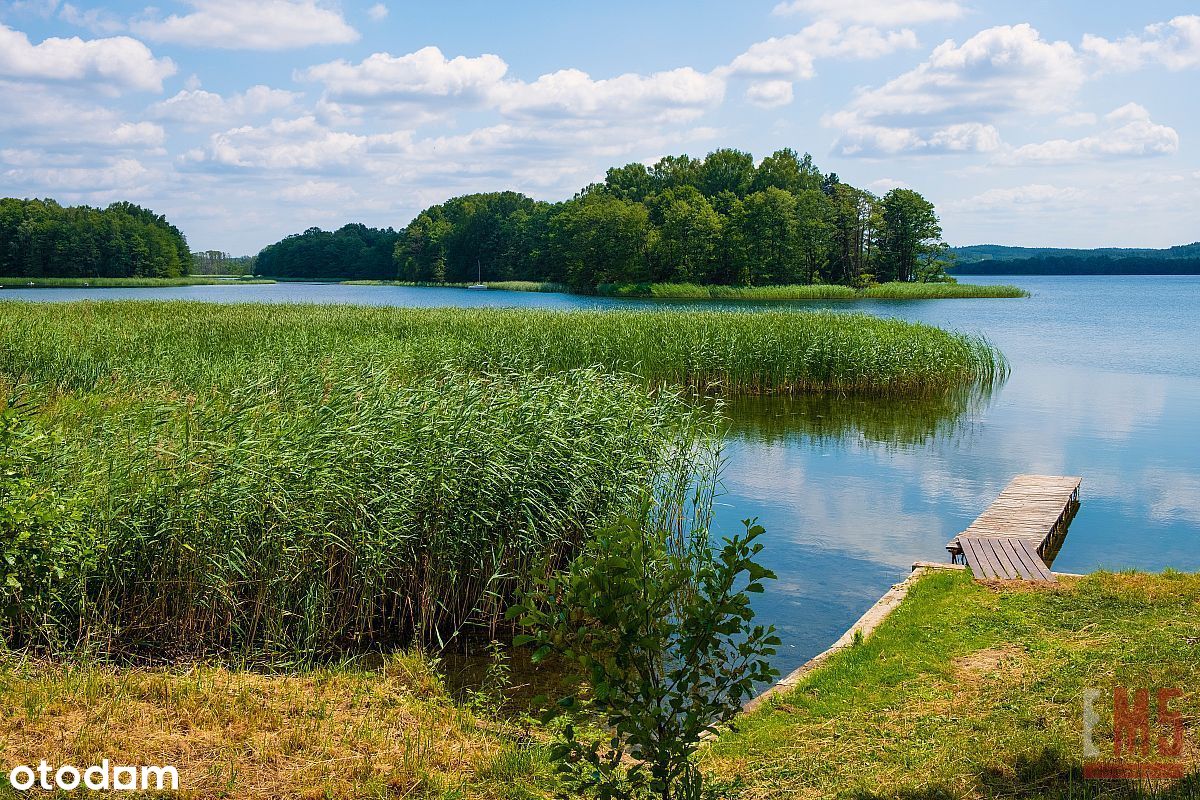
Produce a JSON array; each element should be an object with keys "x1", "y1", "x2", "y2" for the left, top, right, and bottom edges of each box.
[{"x1": 948, "y1": 474, "x2": 1081, "y2": 582}]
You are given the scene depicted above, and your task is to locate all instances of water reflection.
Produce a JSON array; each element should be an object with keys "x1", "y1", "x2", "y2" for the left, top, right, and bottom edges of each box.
[{"x1": 719, "y1": 383, "x2": 999, "y2": 451}]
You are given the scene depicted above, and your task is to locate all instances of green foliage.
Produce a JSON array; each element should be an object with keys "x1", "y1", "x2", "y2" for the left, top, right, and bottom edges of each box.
[
  {"x1": 593, "y1": 282, "x2": 1027, "y2": 300},
  {"x1": 0, "y1": 197, "x2": 190, "y2": 279},
  {"x1": 256, "y1": 223, "x2": 399, "y2": 280},
  {"x1": 512, "y1": 509, "x2": 780, "y2": 800},
  {"x1": 0, "y1": 404, "x2": 81, "y2": 642}
]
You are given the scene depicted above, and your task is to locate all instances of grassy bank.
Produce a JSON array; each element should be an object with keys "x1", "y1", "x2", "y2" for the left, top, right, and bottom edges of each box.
[
  {"x1": 596, "y1": 281, "x2": 1030, "y2": 300},
  {"x1": 0, "y1": 302, "x2": 1006, "y2": 397},
  {"x1": 705, "y1": 569, "x2": 1200, "y2": 798},
  {"x1": 0, "y1": 276, "x2": 275, "y2": 288},
  {"x1": 3, "y1": 570, "x2": 1195, "y2": 798},
  {"x1": 0, "y1": 651, "x2": 552, "y2": 800}
]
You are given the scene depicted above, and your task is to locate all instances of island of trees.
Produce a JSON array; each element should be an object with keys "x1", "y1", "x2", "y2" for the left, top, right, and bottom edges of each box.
[
  {"x1": 255, "y1": 148, "x2": 952, "y2": 290},
  {"x1": 0, "y1": 198, "x2": 190, "y2": 278}
]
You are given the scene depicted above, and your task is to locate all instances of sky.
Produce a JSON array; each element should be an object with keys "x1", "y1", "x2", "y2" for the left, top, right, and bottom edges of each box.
[{"x1": 2, "y1": 0, "x2": 1199, "y2": 254}]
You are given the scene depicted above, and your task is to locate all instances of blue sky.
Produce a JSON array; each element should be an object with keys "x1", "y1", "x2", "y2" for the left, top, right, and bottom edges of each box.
[{"x1": 2, "y1": 0, "x2": 1199, "y2": 253}]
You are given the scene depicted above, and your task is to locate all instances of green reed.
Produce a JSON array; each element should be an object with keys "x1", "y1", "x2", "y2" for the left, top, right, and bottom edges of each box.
[
  {"x1": 0, "y1": 301, "x2": 1005, "y2": 397},
  {"x1": 595, "y1": 281, "x2": 1028, "y2": 300}
]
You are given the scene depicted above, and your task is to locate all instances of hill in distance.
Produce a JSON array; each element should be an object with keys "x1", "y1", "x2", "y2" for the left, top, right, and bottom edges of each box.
[{"x1": 949, "y1": 242, "x2": 1200, "y2": 275}]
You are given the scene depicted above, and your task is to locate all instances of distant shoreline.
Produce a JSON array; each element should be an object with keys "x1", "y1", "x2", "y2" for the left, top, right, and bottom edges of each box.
[
  {"x1": 0, "y1": 276, "x2": 276, "y2": 288},
  {"x1": 342, "y1": 279, "x2": 1029, "y2": 300}
]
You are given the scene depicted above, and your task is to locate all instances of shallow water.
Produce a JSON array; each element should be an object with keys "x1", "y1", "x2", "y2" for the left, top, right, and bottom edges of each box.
[{"x1": 7, "y1": 275, "x2": 1198, "y2": 674}]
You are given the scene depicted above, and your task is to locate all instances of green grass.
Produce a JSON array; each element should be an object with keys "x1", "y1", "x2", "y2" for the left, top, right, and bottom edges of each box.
[
  {"x1": 0, "y1": 276, "x2": 275, "y2": 287},
  {"x1": 0, "y1": 301, "x2": 1006, "y2": 397},
  {"x1": 706, "y1": 569, "x2": 1200, "y2": 799},
  {"x1": 596, "y1": 281, "x2": 1030, "y2": 300}
]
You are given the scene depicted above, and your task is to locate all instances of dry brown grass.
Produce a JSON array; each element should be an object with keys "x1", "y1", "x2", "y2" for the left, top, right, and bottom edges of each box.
[{"x1": 0, "y1": 652, "x2": 550, "y2": 799}]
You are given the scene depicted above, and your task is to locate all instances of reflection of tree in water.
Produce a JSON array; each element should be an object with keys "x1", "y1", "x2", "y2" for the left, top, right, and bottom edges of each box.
[{"x1": 716, "y1": 381, "x2": 1002, "y2": 450}]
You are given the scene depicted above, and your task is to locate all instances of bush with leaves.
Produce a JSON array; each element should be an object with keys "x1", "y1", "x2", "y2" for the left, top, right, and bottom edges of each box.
[{"x1": 512, "y1": 505, "x2": 779, "y2": 800}]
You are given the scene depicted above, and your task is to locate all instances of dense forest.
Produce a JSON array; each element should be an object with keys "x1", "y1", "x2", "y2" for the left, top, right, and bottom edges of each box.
[
  {"x1": 950, "y1": 242, "x2": 1200, "y2": 275},
  {"x1": 393, "y1": 148, "x2": 950, "y2": 290},
  {"x1": 0, "y1": 198, "x2": 191, "y2": 278},
  {"x1": 254, "y1": 224, "x2": 400, "y2": 280}
]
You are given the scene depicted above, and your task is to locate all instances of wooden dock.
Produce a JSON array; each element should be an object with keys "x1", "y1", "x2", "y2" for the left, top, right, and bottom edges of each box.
[{"x1": 947, "y1": 474, "x2": 1081, "y2": 582}]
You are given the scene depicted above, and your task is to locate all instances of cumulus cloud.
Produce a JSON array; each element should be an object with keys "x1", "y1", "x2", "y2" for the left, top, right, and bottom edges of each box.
[
  {"x1": 772, "y1": 0, "x2": 964, "y2": 26},
  {"x1": 299, "y1": 47, "x2": 507, "y2": 104},
  {"x1": 745, "y1": 80, "x2": 794, "y2": 108},
  {"x1": 301, "y1": 47, "x2": 723, "y2": 123},
  {"x1": 0, "y1": 22, "x2": 175, "y2": 92},
  {"x1": 836, "y1": 122, "x2": 1001, "y2": 157},
  {"x1": 726, "y1": 21, "x2": 918, "y2": 82},
  {"x1": 1006, "y1": 103, "x2": 1179, "y2": 163},
  {"x1": 366, "y1": 3, "x2": 388, "y2": 21},
  {"x1": 132, "y1": 0, "x2": 359, "y2": 50},
  {"x1": 829, "y1": 24, "x2": 1084, "y2": 156},
  {"x1": 189, "y1": 116, "x2": 412, "y2": 171},
  {"x1": 1082, "y1": 15, "x2": 1200, "y2": 72},
  {"x1": 0, "y1": 79, "x2": 167, "y2": 150},
  {"x1": 58, "y1": 3, "x2": 125, "y2": 34},
  {"x1": 150, "y1": 85, "x2": 301, "y2": 124},
  {"x1": 496, "y1": 67, "x2": 724, "y2": 122},
  {"x1": 279, "y1": 179, "x2": 358, "y2": 202}
]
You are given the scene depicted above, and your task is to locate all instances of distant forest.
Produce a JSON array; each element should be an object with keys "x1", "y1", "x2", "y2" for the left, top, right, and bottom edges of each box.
[
  {"x1": 0, "y1": 198, "x2": 191, "y2": 278},
  {"x1": 255, "y1": 148, "x2": 952, "y2": 289},
  {"x1": 950, "y1": 242, "x2": 1200, "y2": 275}
]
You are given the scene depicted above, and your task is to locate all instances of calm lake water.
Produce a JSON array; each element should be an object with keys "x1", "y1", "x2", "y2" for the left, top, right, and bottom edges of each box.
[{"x1": 6, "y1": 276, "x2": 1199, "y2": 674}]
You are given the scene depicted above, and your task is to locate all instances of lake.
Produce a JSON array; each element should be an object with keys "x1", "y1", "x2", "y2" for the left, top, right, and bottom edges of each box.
[{"x1": 6, "y1": 276, "x2": 1198, "y2": 674}]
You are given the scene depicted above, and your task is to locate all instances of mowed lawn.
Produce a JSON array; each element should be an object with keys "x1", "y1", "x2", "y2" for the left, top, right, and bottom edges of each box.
[{"x1": 704, "y1": 570, "x2": 1200, "y2": 799}]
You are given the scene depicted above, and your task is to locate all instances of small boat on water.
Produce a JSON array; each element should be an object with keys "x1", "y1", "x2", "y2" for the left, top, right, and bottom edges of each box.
[{"x1": 468, "y1": 257, "x2": 487, "y2": 289}]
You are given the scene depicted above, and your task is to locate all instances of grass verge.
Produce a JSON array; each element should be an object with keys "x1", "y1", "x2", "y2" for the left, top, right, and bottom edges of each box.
[
  {"x1": 0, "y1": 276, "x2": 274, "y2": 288},
  {"x1": 705, "y1": 569, "x2": 1200, "y2": 799}
]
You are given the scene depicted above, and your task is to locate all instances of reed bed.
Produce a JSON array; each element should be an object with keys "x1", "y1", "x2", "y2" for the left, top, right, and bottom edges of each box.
[
  {"x1": 341, "y1": 279, "x2": 569, "y2": 293},
  {"x1": 0, "y1": 301, "x2": 1003, "y2": 661},
  {"x1": 0, "y1": 301, "x2": 1006, "y2": 397},
  {"x1": 595, "y1": 281, "x2": 1028, "y2": 300},
  {"x1": 4, "y1": 365, "x2": 713, "y2": 661}
]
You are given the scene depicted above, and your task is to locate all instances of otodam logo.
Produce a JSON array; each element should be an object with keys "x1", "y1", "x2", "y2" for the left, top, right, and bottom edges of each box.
[{"x1": 1083, "y1": 686, "x2": 1188, "y2": 780}]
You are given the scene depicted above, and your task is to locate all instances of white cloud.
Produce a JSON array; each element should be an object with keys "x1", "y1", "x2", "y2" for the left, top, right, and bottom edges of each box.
[
  {"x1": 0, "y1": 22, "x2": 174, "y2": 92},
  {"x1": 299, "y1": 46, "x2": 507, "y2": 104},
  {"x1": 132, "y1": 0, "x2": 359, "y2": 50},
  {"x1": 111, "y1": 120, "x2": 165, "y2": 146},
  {"x1": 868, "y1": 177, "x2": 910, "y2": 192},
  {"x1": 58, "y1": 3, "x2": 124, "y2": 34},
  {"x1": 726, "y1": 21, "x2": 918, "y2": 81},
  {"x1": 1006, "y1": 103, "x2": 1179, "y2": 164},
  {"x1": 366, "y1": 3, "x2": 388, "y2": 21},
  {"x1": 496, "y1": 66, "x2": 724, "y2": 123},
  {"x1": 829, "y1": 24, "x2": 1084, "y2": 157},
  {"x1": 279, "y1": 179, "x2": 357, "y2": 203},
  {"x1": 1, "y1": 157, "x2": 152, "y2": 194},
  {"x1": 836, "y1": 122, "x2": 1001, "y2": 157},
  {"x1": 302, "y1": 47, "x2": 724, "y2": 124},
  {"x1": 745, "y1": 80, "x2": 794, "y2": 108},
  {"x1": 1082, "y1": 15, "x2": 1200, "y2": 72},
  {"x1": 190, "y1": 116, "x2": 412, "y2": 171},
  {"x1": 150, "y1": 85, "x2": 300, "y2": 124},
  {"x1": 1057, "y1": 111, "x2": 1097, "y2": 127},
  {"x1": 958, "y1": 183, "x2": 1086, "y2": 210},
  {"x1": 772, "y1": 0, "x2": 964, "y2": 26}
]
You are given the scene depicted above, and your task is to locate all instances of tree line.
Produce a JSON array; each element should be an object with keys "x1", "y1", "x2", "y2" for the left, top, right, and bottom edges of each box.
[
  {"x1": 0, "y1": 198, "x2": 191, "y2": 278},
  {"x1": 393, "y1": 148, "x2": 951, "y2": 289},
  {"x1": 192, "y1": 250, "x2": 256, "y2": 276},
  {"x1": 254, "y1": 224, "x2": 400, "y2": 280}
]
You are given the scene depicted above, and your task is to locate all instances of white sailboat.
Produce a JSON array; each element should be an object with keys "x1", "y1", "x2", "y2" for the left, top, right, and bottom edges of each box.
[{"x1": 468, "y1": 258, "x2": 487, "y2": 290}]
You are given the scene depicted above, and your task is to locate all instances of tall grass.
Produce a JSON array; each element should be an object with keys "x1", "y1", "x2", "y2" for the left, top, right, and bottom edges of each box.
[
  {"x1": 0, "y1": 276, "x2": 275, "y2": 288},
  {"x1": 595, "y1": 281, "x2": 1029, "y2": 300},
  {"x1": 340, "y1": 280, "x2": 569, "y2": 293},
  {"x1": 0, "y1": 302, "x2": 1006, "y2": 397},
  {"x1": 4, "y1": 367, "x2": 715, "y2": 661}
]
